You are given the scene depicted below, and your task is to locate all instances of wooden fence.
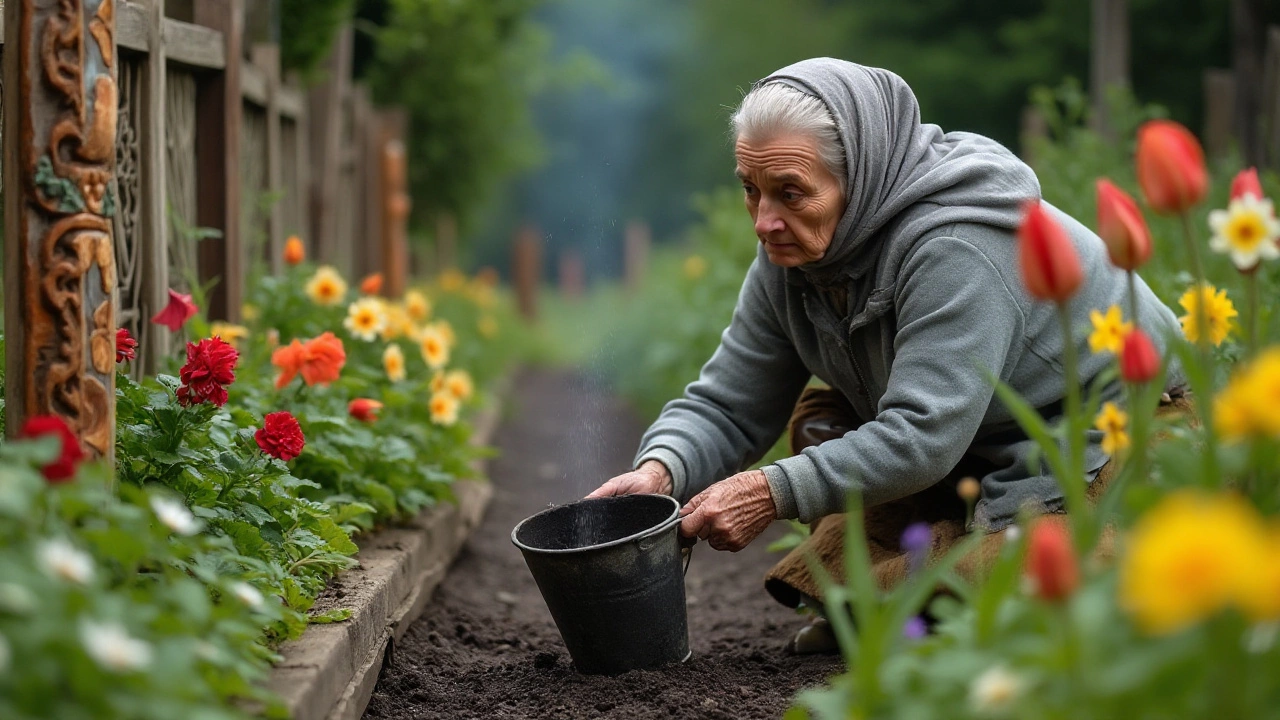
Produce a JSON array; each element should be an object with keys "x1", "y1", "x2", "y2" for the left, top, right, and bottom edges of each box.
[{"x1": 0, "y1": 0, "x2": 409, "y2": 373}]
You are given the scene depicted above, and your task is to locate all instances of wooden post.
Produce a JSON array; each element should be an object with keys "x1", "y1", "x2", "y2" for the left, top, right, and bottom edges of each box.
[
  {"x1": 3, "y1": 0, "x2": 118, "y2": 462},
  {"x1": 141, "y1": 0, "x2": 170, "y2": 372},
  {"x1": 623, "y1": 220, "x2": 650, "y2": 292},
  {"x1": 307, "y1": 25, "x2": 351, "y2": 267},
  {"x1": 1089, "y1": 0, "x2": 1129, "y2": 139},
  {"x1": 512, "y1": 225, "x2": 542, "y2": 321},
  {"x1": 1233, "y1": 0, "x2": 1267, "y2": 167},
  {"x1": 1263, "y1": 26, "x2": 1280, "y2": 168},
  {"x1": 1205, "y1": 69, "x2": 1237, "y2": 161},
  {"x1": 382, "y1": 132, "x2": 411, "y2": 298},
  {"x1": 194, "y1": 0, "x2": 242, "y2": 321},
  {"x1": 251, "y1": 43, "x2": 284, "y2": 274}
]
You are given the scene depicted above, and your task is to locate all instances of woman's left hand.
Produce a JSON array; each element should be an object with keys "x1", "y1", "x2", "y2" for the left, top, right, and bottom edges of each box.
[{"x1": 679, "y1": 470, "x2": 777, "y2": 552}]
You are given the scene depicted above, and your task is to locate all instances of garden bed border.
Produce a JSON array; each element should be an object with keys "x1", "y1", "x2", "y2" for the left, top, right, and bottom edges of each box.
[{"x1": 264, "y1": 378, "x2": 509, "y2": 720}]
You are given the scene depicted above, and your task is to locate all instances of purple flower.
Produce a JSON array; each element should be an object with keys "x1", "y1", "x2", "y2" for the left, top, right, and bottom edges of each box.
[
  {"x1": 901, "y1": 522, "x2": 932, "y2": 574},
  {"x1": 903, "y1": 616, "x2": 928, "y2": 640}
]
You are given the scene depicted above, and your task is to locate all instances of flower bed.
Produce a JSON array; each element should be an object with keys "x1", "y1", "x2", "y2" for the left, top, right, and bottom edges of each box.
[{"x1": 0, "y1": 247, "x2": 521, "y2": 719}]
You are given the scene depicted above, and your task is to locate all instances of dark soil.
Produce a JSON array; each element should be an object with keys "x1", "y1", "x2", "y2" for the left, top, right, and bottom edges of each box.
[{"x1": 363, "y1": 368, "x2": 842, "y2": 720}]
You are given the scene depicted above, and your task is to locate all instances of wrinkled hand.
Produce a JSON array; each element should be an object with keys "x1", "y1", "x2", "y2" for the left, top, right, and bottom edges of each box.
[
  {"x1": 679, "y1": 470, "x2": 776, "y2": 552},
  {"x1": 586, "y1": 460, "x2": 673, "y2": 498}
]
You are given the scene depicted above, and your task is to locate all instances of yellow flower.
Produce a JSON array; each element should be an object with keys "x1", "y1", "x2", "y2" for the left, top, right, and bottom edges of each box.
[
  {"x1": 431, "y1": 319, "x2": 457, "y2": 348},
  {"x1": 1119, "y1": 491, "x2": 1266, "y2": 635},
  {"x1": 419, "y1": 325, "x2": 450, "y2": 370},
  {"x1": 343, "y1": 298, "x2": 388, "y2": 342},
  {"x1": 1240, "y1": 526, "x2": 1280, "y2": 622},
  {"x1": 379, "y1": 303, "x2": 413, "y2": 341},
  {"x1": 439, "y1": 268, "x2": 467, "y2": 293},
  {"x1": 240, "y1": 304, "x2": 261, "y2": 322},
  {"x1": 382, "y1": 344, "x2": 406, "y2": 382},
  {"x1": 429, "y1": 370, "x2": 446, "y2": 394},
  {"x1": 209, "y1": 322, "x2": 250, "y2": 349},
  {"x1": 305, "y1": 266, "x2": 348, "y2": 307},
  {"x1": 1094, "y1": 401, "x2": 1130, "y2": 455},
  {"x1": 1087, "y1": 305, "x2": 1133, "y2": 355},
  {"x1": 429, "y1": 391, "x2": 460, "y2": 426},
  {"x1": 478, "y1": 315, "x2": 499, "y2": 339},
  {"x1": 403, "y1": 290, "x2": 431, "y2": 322},
  {"x1": 1212, "y1": 347, "x2": 1280, "y2": 441},
  {"x1": 445, "y1": 369, "x2": 474, "y2": 402},
  {"x1": 683, "y1": 254, "x2": 708, "y2": 281},
  {"x1": 1178, "y1": 283, "x2": 1237, "y2": 347},
  {"x1": 1208, "y1": 193, "x2": 1280, "y2": 271}
]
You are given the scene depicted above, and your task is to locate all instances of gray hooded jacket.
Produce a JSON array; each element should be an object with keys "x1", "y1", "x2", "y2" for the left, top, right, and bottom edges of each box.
[{"x1": 634, "y1": 59, "x2": 1183, "y2": 531}]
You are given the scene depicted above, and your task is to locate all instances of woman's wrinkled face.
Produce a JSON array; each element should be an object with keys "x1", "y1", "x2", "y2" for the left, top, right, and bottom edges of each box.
[{"x1": 735, "y1": 133, "x2": 845, "y2": 267}]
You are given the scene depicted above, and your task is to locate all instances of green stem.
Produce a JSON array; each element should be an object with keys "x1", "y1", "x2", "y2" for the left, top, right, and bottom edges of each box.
[
  {"x1": 1057, "y1": 303, "x2": 1089, "y2": 549},
  {"x1": 1246, "y1": 270, "x2": 1259, "y2": 360}
]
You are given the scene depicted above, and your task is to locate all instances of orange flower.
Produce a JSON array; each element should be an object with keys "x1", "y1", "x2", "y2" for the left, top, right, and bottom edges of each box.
[
  {"x1": 1025, "y1": 518, "x2": 1079, "y2": 602},
  {"x1": 284, "y1": 235, "x2": 305, "y2": 265},
  {"x1": 1096, "y1": 179, "x2": 1152, "y2": 270},
  {"x1": 1136, "y1": 120, "x2": 1208, "y2": 215},
  {"x1": 1018, "y1": 202, "x2": 1082, "y2": 303},
  {"x1": 272, "y1": 332, "x2": 347, "y2": 389},
  {"x1": 360, "y1": 272, "x2": 384, "y2": 296}
]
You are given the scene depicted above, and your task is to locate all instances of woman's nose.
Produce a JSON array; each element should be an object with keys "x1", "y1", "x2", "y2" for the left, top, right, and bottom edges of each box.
[{"x1": 754, "y1": 200, "x2": 785, "y2": 236}]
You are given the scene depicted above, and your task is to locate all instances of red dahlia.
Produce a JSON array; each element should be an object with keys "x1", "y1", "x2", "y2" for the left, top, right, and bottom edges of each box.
[
  {"x1": 19, "y1": 415, "x2": 87, "y2": 482},
  {"x1": 116, "y1": 328, "x2": 138, "y2": 363},
  {"x1": 255, "y1": 411, "x2": 305, "y2": 461},
  {"x1": 176, "y1": 337, "x2": 239, "y2": 407}
]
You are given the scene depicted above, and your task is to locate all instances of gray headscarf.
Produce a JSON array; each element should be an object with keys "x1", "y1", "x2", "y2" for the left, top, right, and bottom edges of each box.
[{"x1": 758, "y1": 58, "x2": 1041, "y2": 288}]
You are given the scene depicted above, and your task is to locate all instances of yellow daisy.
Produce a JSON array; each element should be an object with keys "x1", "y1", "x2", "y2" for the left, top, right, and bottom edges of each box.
[
  {"x1": 403, "y1": 290, "x2": 431, "y2": 323},
  {"x1": 683, "y1": 254, "x2": 708, "y2": 281},
  {"x1": 240, "y1": 303, "x2": 261, "y2": 322},
  {"x1": 429, "y1": 391, "x2": 460, "y2": 426},
  {"x1": 431, "y1": 320, "x2": 457, "y2": 348},
  {"x1": 343, "y1": 298, "x2": 388, "y2": 342},
  {"x1": 445, "y1": 369, "x2": 474, "y2": 402},
  {"x1": 1208, "y1": 193, "x2": 1280, "y2": 271},
  {"x1": 430, "y1": 370, "x2": 447, "y2": 395},
  {"x1": 305, "y1": 265, "x2": 348, "y2": 306},
  {"x1": 382, "y1": 344, "x2": 406, "y2": 382},
  {"x1": 1178, "y1": 283, "x2": 1237, "y2": 347},
  {"x1": 1213, "y1": 346, "x2": 1280, "y2": 441},
  {"x1": 419, "y1": 325, "x2": 450, "y2": 370},
  {"x1": 379, "y1": 302, "x2": 414, "y2": 341},
  {"x1": 1094, "y1": 401, "x2": 1130, "y2": 455},
  {"x1": 1087, "y1": 305, "x2": 1133, "y2": 355},
  {"x1": 209, "y1": 322, "x2": 250, "y2": 349}
]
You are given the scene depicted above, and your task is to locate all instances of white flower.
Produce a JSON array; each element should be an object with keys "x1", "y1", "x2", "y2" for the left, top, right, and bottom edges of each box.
[
  {"x1": 230, "y1": 581, "x2": 265, "y2": 610},
  {"x1": 969, "y1": 665, "x2": 1024, "y2": 715},
  {"x1": 1003, "y1": 526, "x2": 1022, "y2": 544},
  {"x1": 343, "y1": 297, "x2": 389, "y2": 341},
  {"x1": 80, "y1": 620, "x2": 152, "y2": 672},
  {"x1": 0, "y1": 633, "x2": 10, "y2": 675},
  {"x1": 1209, "y1": 193, "x2": 1280, "y2": 271},
  {"x1": 0, "y1": 583, "x2": 37, "y2": 614},
  {"x1": 37, "y1": 538, "x2": 94, "y2": 585},
  {"x1": 150, "y1": 495, "x2": 201, "y2": 536}
]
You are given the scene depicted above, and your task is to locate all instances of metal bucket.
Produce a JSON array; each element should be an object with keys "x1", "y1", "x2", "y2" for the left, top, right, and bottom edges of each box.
[{"x1": 511, "y1": 494, "x2": 691, "y2": 675}]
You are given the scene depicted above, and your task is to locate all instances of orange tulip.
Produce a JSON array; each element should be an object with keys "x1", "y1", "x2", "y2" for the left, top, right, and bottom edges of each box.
[
  {"x1": 283, "y1": 235, "x2": 306, "y2": 265},
  {"x1": 1120, "y1": 328, "x2": 1161, "y2": 383},
  {"x1": 348, "y1": 398, "x2": 384, "y2": 422},
  {"x1": 1096, "y1": 179, "x2": 1152, "y2": 270},
  {"x1": 360, "y1": 272, "x2": 385, "y2": 296},
  {"x1": 1025, "y1": 519, "x2": 1079, "y2": 602},
  {"x1": 1230, "y1": 167, "x2": 1264, "y2": 201},
  {"x1": 1136, "y1": 120, "x2": 1208, "y2": 215},
  {"x1": 1018, "y1": 202, "x2": 1083, "y2": 303}
]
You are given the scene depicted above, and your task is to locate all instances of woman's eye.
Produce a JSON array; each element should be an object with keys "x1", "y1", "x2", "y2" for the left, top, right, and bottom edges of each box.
[
  {"x1": 743, "y1": 185, "x2": 757, "y2": 197},
  {"x1": 782, "y1": 190, "x2": 801, "y2": 202}
]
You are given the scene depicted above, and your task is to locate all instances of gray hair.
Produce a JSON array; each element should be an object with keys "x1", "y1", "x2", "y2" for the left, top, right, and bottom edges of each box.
[{"x1": 731, "y1": 82, "x2": 847, "y2": 192}]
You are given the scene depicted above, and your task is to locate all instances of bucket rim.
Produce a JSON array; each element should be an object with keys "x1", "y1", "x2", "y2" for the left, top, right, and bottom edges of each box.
[{"x1": 510, "y1": 494, "x2": 682, "y2": 555}]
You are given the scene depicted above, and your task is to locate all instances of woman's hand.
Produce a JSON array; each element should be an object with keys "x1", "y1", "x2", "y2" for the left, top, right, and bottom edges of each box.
[
  {"x1": 586, "y1": 460, "x2": 673, "y2": 498},
  {"x1": 678, "y1": 470, "x2": 776, "y2": 552}
]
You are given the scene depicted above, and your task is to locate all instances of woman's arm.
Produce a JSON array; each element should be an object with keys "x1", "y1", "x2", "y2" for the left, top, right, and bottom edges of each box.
[{"x1": 632, "y1": 256, "x2": 811, "y2": 503}]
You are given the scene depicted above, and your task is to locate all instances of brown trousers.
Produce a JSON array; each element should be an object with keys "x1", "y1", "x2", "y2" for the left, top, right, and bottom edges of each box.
[{"x1": 763, "y1": 386, "x2": 1190, "y2": 609}]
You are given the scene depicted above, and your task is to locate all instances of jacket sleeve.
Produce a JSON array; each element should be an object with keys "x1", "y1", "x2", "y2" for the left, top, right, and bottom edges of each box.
[
  {"x1": 762, "y1": 236, "x2": 1026, "y2": 522},
  {"x1": 634, "y1": 257, "x2": 811, "y2": 503}
]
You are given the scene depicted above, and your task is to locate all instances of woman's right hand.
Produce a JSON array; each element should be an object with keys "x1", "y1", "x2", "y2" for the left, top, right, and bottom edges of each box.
[{"x1": 586, "y1": 459, "x2": 673, "y2": 498}]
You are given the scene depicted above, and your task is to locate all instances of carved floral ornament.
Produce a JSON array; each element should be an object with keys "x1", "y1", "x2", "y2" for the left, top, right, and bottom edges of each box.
[{"x1": 18, "y1": 0, "x2": 118, "y2": 456}]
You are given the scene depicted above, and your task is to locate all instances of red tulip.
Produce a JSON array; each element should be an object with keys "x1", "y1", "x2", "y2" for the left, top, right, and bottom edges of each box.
[
  {"x1": 151, "y1": 289, "x2": 198, "y2": 332},
  {"x1": 1096, "y1": 179, "x2": 1152, "y2": 270},
  {"x1": 348, "y1": 398, "x2": 383, "y2": 423},
  {"x1": 1230, "y1": 167, "x2": 1264, "y2": 201},
  {"x1": 1120, "y1": 328, "x2": 1161, "y2": 383},
  {"x1": 18, "y1": 415, "x2": 86, "y2": 482},
  {"x1": 1135, "y1": 120, "x2": 1208, "y2": 215},
  {"x1": 1025, "y1": 518, "x2": 1079, "y2": 602},
  {"x1": 1018, "y1": 202, "x2": 1083, "y2": 303}
]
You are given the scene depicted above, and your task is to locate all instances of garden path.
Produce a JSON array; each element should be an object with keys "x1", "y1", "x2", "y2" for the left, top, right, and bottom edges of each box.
[{"x1": 362, "y1": 367, "x2": 841, "y2": 719}]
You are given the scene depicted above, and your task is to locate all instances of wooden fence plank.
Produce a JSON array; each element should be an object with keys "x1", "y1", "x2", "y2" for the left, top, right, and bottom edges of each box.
[
  {"x1": 140, "y1": 0, "x2": 171, "y2": 371},
  {"x1": 251, "y1": 43, "x2": 284, "y2": 273},
  {"x1": 119, "y1": 0, "x2": 150, "y2": 51},
  {"x1": 162, "y1": 17, "x2": 224, "y2": 69}
]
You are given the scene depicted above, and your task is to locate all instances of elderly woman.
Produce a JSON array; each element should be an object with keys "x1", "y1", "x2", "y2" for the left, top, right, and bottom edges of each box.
[{"x1": 588, "y1": 58, "x2": 1184, "y2": 651}]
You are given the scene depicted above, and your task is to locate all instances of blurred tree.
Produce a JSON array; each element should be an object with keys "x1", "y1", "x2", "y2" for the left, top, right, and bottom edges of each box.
[{"x1": 280, "y1": 0, "x2": 356, "y2": 77}]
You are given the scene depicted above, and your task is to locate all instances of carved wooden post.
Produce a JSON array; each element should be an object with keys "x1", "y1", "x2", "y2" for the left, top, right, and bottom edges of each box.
[
  {"x1": 194, "y1": 0, "x2": 242, "y2": 321},
  {"x1": 3, "y1": 0, "x2": 119, "y2": 462}
]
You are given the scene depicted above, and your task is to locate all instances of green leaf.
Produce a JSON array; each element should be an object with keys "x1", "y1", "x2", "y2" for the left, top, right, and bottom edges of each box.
[{"x1": 309, "y1": 607, "x2": 352, "y2": 624}]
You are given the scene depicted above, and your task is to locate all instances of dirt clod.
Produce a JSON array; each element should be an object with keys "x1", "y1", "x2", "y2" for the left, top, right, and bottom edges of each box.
[{"x1": 362, "y1": 369, "x2": 839, "y2": 720}]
